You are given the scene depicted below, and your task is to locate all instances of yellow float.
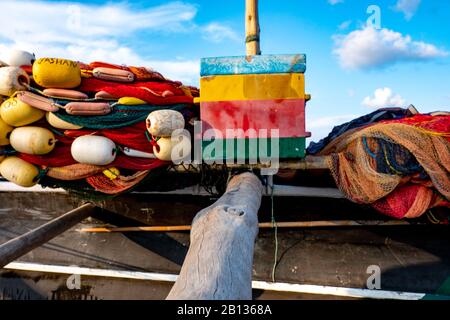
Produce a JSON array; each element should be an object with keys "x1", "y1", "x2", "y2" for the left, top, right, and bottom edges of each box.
[
  {"x1": 33, "y1": 58, "x2": 81, "y2": 89},
  {"x1": 10, "y1": 127, "x2": 56, "y2": 155},
  {"x1": 118, "y1": 97, "x2": 147, "y2": 105},
  {"x1": 0, "y1": 156, "x2": 39, "y2": 187},
  {"x1": 46, "y1": 112, "x2": 82, "y2": 130},
  {"x1": 103, "y1": 167, "x2": 120, "y2": 180},
  {"x1": 0, "y1": 97, "x2": 45, "y2": 126},
  {"x1": 0, "y1": 117, "x2": 13, "y2": 146}
]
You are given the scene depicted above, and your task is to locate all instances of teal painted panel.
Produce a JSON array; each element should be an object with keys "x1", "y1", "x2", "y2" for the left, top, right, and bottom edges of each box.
[
  {"x1": 202, "y1": 137, "x2": 306, "y2": 161},
  {"x1": 200, "y1": 54, "x2": 306, "y2": 76}
]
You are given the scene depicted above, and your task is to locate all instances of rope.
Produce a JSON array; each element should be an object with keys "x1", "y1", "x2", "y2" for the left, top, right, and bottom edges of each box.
[
  {"x1": 270, "y1": 182, "x2": 278, "y2": 282},
  {"x1": 245, "y1": 34, "x2": 260, "y2": 43}
]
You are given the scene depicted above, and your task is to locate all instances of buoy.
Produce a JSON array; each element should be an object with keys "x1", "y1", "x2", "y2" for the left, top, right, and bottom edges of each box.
[
  {"x1": 0, "y1": 156, "x2": 39, "y2": 187},
  {"x1": 16, "y1": 91, "x2": 60, "y2": 112},
  {"x1": 103, "y1": 167, "x2": 120, "y2": 180},
  {"x1": 71, "y1": 135, "x2": 117, "y2": 166},
  {"x1": 0, "y1": 117, "x2": 13, "y2": 146},
  {"x1": 118, "y1": 97, "x2": 147, "y2": 105},
  {"x1": 146, "y1": 110, "x2": 185, "y2": 137},
  {"x1": 45, "y1": 112, "x2": 82, "y2": 130},
  {"x1": 0, "y1": 50, "x2": 35, "y2": 67},
  {"x1": 95, "y1": 91, "x2": 116, "y2": 100},
  {"x1": 43, "y1": 88, "x2": 88, "y2": 100},
  {"x1": 0, "y1": 97, "x2": 45, "y2": 126},
  {"x1": 10, "y1": 127, "x2": 56, "y2": 155},
  {"x1": 0, "y1": 147, "x2": 5, "y2": 163},
  {"x1": 0, "y1": 67, "x2": 30, "y2": 96},
  {"x1": 153, "y1": 133, "x2": 191, "y2": 162},
  {"x1": 32, "y1": 58, "x2": 81, "y2": 89},
  {"x1": 92, "y1": 67, "x2": 135, "y2": 83},
  {"x1": 65, "y1": 102, "x2": 111, "y2": 115}
]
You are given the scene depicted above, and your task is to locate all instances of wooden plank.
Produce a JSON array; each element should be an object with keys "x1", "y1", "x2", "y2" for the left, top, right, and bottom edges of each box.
[
  {"x1": 200, "y1": 54, "x2": 306, "y2": 76},
  {"x1": 202, "y1": 137, "x2": 307, "y2": 160},
  {"x1": 201, "y1": 99, "x2": 308, "y2": 138},
  {"x1": 167, "y1": 172, "x2": 263, "y2": 300},
  {"x1": 5, "y1": 262, "x2": 445, "y2": 300},
  {"x1": 200, "y1": 73, "x2": 305, "y2": 102},
  {"x1": 1, "y1": 194, "x2": 449, "y2": 295}
]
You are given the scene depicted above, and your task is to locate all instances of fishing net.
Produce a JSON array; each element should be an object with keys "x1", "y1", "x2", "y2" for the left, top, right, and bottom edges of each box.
[
  {"x1": 317, "y1": 114, "x2": 450, "y2": 218},
  {"x1": 53, "y1": 103, "x2": 191, "y2": 129}
]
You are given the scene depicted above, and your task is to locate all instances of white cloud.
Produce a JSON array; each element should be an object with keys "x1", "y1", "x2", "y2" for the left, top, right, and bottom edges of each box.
[
  {"x1": 307, "y1": 114, "x2": 358, "y2": 141},
  {"x1": 328, "y1": 0, "x2": 344, "y2": 5},
  {"x1": 362, "y1": 88, "x2": 406, "y2": 108},
  {"x1": 333, "y1": 26, "x2": 448, "y2": 70},
  {"x1": 394, "y1": 0, "x2": 421, "y2": 20},
  {"x1": 338, "y1": 20, "x2": 352, "y2": 30},
  {"x1": 0, "y1": 1, "x2": 238, "y2": 85},
  {"x1": 308, "y1": 114, "x2": 359, "y2": 129},
  {"x1": 0, "y1": 1, "x2": 198, "y2": 43},
  {"x1": 201, "y1": 23, "x2": 240, "y2": 43}
]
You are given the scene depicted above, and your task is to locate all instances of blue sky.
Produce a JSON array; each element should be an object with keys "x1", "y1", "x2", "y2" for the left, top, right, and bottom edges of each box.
[{"x1": 0, "y1": 0, "x2": 449, "y2": 140}]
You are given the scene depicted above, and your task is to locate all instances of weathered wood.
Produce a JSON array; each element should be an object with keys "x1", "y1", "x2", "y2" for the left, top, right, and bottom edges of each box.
[
  {"x1": 200, "y1": 54, "x2": 306, "y2": 76},
  {"x1": 166, "y1": 172, "x2": 263, "y2": 300},
  {"x1": 0, "y1": 203, "x2": 96, "y2": 268},
  {"x1": 245, "y1": 0, "x2": 261, "y2": 55},
  {"x1": 78, "y1": 220, "x2": 411, "y2": 233},
  {"x1": 200, "y1": 73, "x2": 306, "y2": 102}
]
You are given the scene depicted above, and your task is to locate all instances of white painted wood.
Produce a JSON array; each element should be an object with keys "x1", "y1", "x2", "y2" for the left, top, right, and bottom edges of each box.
[
  {"x1": 4, "y1": 262, "x2": 428, "y2": 300},
  {"x1": 0, "y1": 182, "x2": 344, "y2": 198},
  {"x1": 167, "y1": 172, "x2": 263, "y2": 300}
]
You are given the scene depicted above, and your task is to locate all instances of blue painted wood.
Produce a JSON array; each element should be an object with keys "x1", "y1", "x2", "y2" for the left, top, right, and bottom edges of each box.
[{"x1": 200, "y1": 54, "x2": 306, "y2": 76}]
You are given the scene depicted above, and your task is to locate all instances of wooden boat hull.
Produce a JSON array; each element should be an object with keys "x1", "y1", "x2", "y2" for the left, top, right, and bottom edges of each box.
[{"x1": 0, "y1": 189, "x2": 449, "y2": 300}]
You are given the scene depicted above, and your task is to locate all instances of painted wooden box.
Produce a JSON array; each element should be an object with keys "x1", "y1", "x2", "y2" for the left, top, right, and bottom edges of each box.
[{"x1": 200, "y1": 54, "x2": 310, "y2": 161}]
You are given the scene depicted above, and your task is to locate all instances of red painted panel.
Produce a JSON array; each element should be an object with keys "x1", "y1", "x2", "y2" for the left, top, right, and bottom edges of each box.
[{"x1": 201, "y1": 99, "x2": 308, "y2": 138}]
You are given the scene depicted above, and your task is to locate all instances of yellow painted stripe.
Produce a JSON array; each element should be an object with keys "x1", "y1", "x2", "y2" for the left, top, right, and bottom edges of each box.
[{"x1": 200, "y1": 73, "x2": 305, "y2": 102}]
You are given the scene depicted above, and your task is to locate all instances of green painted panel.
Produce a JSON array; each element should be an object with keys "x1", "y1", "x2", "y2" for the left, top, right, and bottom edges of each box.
[{"x1": 202, "y1": 137, "x2": 306, "y2": 161}]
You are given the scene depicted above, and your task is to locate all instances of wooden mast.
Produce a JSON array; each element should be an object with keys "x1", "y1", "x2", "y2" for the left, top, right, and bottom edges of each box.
[{"x1": 245, "y1": 0, "x2": 261, "y2": 55}]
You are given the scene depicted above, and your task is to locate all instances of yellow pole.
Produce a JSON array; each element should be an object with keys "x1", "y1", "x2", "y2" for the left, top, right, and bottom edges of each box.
[
  {"x1": 245, "y1": 0, "x2": 261, "y2": 55},
  {"x1": 78, "y1": 220, "x2": 411, "y2": 233}
]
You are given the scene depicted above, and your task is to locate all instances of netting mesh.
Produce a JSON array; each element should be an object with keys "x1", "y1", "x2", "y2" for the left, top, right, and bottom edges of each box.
[{"x1": 317, "y1": 115, "x2": 450, "y2": 218}]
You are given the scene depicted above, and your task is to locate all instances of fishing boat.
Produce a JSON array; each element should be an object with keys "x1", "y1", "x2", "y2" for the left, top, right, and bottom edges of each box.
[{"x1": 0, "y1": 0, "x2": 449, "y2": 300}]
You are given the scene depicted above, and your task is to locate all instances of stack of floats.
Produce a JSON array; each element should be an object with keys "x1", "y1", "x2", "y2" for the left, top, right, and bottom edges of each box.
[
  {"x1": 0, "y1": 50, "x2": 196, "y2": 194},
  {"x1": 200, "y1": 54, "x2": 310, "y2": 160}
]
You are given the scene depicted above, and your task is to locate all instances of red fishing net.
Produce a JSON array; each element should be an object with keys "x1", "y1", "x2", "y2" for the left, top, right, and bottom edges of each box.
[{"x1": 318, "y1": 114, "x2": 450, "y2": 219}]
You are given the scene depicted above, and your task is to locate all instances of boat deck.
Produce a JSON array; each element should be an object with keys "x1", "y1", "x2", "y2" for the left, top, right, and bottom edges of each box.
[{"x1": 0, "y1": 189, "x2": 449, "y2": 300}]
